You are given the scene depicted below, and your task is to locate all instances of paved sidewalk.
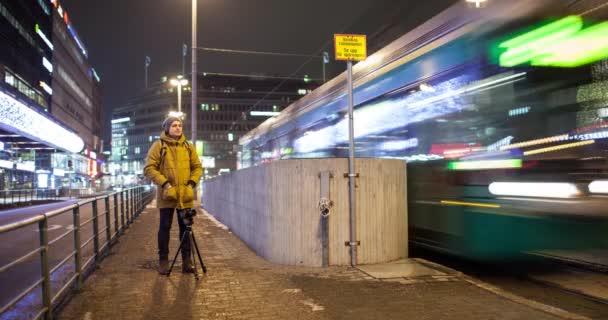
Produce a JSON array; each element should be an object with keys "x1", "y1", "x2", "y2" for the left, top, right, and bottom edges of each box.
[{"x1": 58, "y1": 204, "x2": 581, "y2": 320}]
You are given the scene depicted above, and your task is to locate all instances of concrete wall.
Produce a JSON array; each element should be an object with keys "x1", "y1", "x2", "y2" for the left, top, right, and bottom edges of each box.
[{"x1": 201, "y1": 158, "x2": 407, "y2": 266}]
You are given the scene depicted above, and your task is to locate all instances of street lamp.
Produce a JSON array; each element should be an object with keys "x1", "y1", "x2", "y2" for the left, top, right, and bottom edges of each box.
[
  {"x1": 168, "y1": 111, "x2": 184, "y2": 119},
  {"x1": 466, "y1": 0, "x2": 487, "y2": 8},
  {"x1": 170, "y1": 76, "x2": 188, "y2": 112}
]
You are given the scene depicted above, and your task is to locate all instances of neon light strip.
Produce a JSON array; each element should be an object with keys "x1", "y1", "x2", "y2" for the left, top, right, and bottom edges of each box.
[
  {"x1": 67, "y1": 24, "x2": 87, "y2": 57},
  {"x1": 440, "y1": 200, "x2": 501, "y2": 209},
  {"x1": 42, "y1": 57, "x2": 53, "y2": 73},
  {"x1": 39, "y1": 81, "x2": 52, "y2": 95},
  {"x1": 35, "y1": 24, "x2": 54, "y2": 50},
  {"x1": 448, "y1": 159, "x2": 522, "y2": 170},
  {"x1": 589, "y1": 180, "x2": 608, "y2": 194},
  {"x1": 91, "y1": 68, "x2": 100, "y2": 82},
  {"x1": 111, "y1": 117, "x2": 130, "y2": 124},
  {"x1": 250, "y1": 111, "x2": 280, "y2": 116},
  {"x1": 489, "y1": 182, "x2": 579, "y2": 198},
  {"x1": 523, "y1": 140, "x2": 594, "y2": 156},
  {"x1": 0, "y1": 90, "x2": 84, "y2": 153}
]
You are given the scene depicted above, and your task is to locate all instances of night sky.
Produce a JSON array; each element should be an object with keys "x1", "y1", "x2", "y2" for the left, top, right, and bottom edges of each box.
[{"x1": 58, "y1": 0, "x2": 378, "y2": 138}]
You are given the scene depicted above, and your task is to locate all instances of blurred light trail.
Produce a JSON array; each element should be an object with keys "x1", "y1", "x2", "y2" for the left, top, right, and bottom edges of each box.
[
  {"x1": 489, "y1": 182, "x2": 580, "y2": 198},
  {"x1": 440, "y1": 200, "x2": 501, "y2": 208},
  {"x1": 589, "y1": 180, "x2": 608, "y2": 194},
  {"x1": 523, "y1": 140, "x2": 594, "y2": 156},
  {"x1": 500, "y1": 134, "x2": 569, "y2": 151}
]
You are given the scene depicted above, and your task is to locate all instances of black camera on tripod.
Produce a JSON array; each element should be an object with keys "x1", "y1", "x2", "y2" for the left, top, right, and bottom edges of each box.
[{"x1": 177, "y1": 208, "x2": 197, "y2": 226}]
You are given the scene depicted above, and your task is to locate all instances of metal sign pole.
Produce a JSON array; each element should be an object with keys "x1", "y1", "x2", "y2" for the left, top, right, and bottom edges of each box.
[
  {"x1": 346, "y1": 60, "x2": 357, "y2": 267},
  {"x1": 334, "y1": 33, "x2": 365, "y2": 267}
]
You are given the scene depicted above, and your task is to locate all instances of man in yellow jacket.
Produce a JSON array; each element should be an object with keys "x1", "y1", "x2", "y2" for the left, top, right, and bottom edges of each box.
[{"x1": 144, "y1": 116, "x2": 203, "y2": 274}]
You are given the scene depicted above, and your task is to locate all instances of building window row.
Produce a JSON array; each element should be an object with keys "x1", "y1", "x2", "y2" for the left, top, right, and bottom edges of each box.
[
  {"x1": 200, "y1": 104, "x2": 280, "y2": 112},
  {"x1": 0, "y1": 3, "x2": 38, "y2": 51},
  {"x1": 209, "y1": 133, "x2": 239, "y2": 141},
  {"x1": 4, "y1": 69, "x2": 48, "y2": 109},
  {"x1": 57, "y1": 65, "x2": 92, "y2": 110}
]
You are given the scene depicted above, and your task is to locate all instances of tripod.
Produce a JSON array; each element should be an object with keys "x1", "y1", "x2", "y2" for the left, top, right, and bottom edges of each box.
[{"x1": 167, "y1": 222, "x2": 207, "y2": 279}]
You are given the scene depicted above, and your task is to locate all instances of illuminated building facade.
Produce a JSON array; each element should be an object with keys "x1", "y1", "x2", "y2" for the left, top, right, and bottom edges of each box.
[
  {"x1": 49, "y1": 0, "x2": 103, "y2": 184},
  {"x1": 110, "y1": 73, "x2": 317, "y2": 183},
  {"x1": 0, "y1": 0, "x2": 99, "y2": 190}
]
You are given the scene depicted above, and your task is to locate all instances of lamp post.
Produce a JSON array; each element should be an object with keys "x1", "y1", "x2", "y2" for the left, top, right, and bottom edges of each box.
[
  {"x1": 170, "y1": 76, "x2": 188, "y2": 112},
  {"x1": 191, "y1": 0, "x2": 198, "y2": 146}
]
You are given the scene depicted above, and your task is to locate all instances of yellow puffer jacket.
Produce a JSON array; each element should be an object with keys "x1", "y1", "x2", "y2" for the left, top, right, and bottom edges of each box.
[{"x1": 144, "y1": 132, "x2": 203, "y2": 209}]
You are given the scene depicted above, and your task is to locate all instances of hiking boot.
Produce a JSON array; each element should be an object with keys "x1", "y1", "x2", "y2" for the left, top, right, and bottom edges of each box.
[
  {"x1": 158, "y1": 259, "x2": 169, "y2": 275},
  {"x1": 182, "y1": 258, "x2": 195, "y2": 273}
]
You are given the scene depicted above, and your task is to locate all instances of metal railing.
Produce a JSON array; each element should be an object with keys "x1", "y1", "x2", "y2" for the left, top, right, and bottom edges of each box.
[
  {"x1": 0, "y1": 186, "x2": 154, "y2": 320},
  {"x1": 0, "y1": 188, "x2": 109, "y2": 205}
]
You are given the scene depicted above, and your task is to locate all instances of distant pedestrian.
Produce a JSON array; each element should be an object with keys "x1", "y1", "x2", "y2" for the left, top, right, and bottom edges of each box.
[{"x1": 144, "y1": 116, "x2": 202, "y2": 274}]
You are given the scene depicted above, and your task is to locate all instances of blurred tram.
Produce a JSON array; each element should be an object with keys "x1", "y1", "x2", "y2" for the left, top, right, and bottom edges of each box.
[{"x1": 239, "y1": 0, "x2": 608, "y2": 259}]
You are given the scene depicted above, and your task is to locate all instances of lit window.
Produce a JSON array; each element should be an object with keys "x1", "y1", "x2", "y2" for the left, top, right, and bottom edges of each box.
[{"x1": 5, "y1": 72, "x2": 15, "y2": 86}]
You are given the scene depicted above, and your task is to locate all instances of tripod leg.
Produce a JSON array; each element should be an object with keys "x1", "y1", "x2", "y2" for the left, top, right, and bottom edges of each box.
[
  {"x1": 191, "y1": 231, "x2": 207, "y2": 273},
  {"x1": 189, "y1": 232, "x2": 199, "y2": 280},
  {"x1": 167, "y1": 231, "x2": 187, "y2": 276}
]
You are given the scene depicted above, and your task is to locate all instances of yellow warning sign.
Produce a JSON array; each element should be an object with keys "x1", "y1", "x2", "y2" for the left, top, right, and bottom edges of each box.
[{"x1": 334, "y1": 34, "x2": 367, "y2": 61}]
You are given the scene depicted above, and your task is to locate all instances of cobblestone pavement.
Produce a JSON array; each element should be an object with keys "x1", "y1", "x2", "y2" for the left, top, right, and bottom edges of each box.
[{"x1": 58, "y1": 205, "x2": 578, "y2": 320}]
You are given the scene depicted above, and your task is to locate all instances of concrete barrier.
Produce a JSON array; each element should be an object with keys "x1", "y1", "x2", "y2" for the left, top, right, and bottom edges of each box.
[{"x1": 201, "y1": 158, "x2": 407, "y2": 266}]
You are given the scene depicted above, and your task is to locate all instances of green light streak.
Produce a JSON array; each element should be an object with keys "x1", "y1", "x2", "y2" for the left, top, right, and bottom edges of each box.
[
  {"x1": 532, "y1": 22, "x2": 608, "y2": 67},
  {"x1": 497, "y1": 16, "x2": 608, "y2": 68},
  {"x1": 500, "y1": 16, "x2": 582, "y2": 49},
  {"x1": 447, "y1": 159, "x2": 522, "y2": 171},
  {"x1": 499, "y1": 16, "x2": 583, "y2": 67}
]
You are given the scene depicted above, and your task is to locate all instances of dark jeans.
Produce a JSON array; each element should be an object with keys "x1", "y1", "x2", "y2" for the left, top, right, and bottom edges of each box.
[{"x1": 158, "y1": 208, "x2": 190, "y2": 261}]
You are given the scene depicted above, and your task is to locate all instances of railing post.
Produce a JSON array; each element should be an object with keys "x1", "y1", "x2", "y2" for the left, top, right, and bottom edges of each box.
[
  {"x1": 130, "y1": 188, "x2": 134, "y2": 220},
  {"x1": 113, "y1": 193, "x2": 119, "y2": 238},
  {"x1": 104, "y1": 196, "x2": 111, "y2": 247},
  {"x1": 126, "y1": 189, "x2": 131, "y2": 225},
  {"x1": 72, "y1": 204, "x2": 83, "y2": 290},
  {"x1": 39, "y1": 218, "x2": 53, "y2": 320},
  {"x1": 130, "y1": 189, "x2": 135, "y2": 219},
  {"x1": 120, "y1": 191, "x2": 125, "y2": 232},
  {"x1": 92, "y1": 199, "x2": 100, "y2": 265},
  {"x1": 134, "y1": 188, "x2": 138, "y2": 216}
]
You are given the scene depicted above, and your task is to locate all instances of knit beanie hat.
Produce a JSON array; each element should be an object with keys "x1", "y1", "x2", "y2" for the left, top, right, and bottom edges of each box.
[{"x1": 162, "y1": 116, "x2": 182, "y2": 134}]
